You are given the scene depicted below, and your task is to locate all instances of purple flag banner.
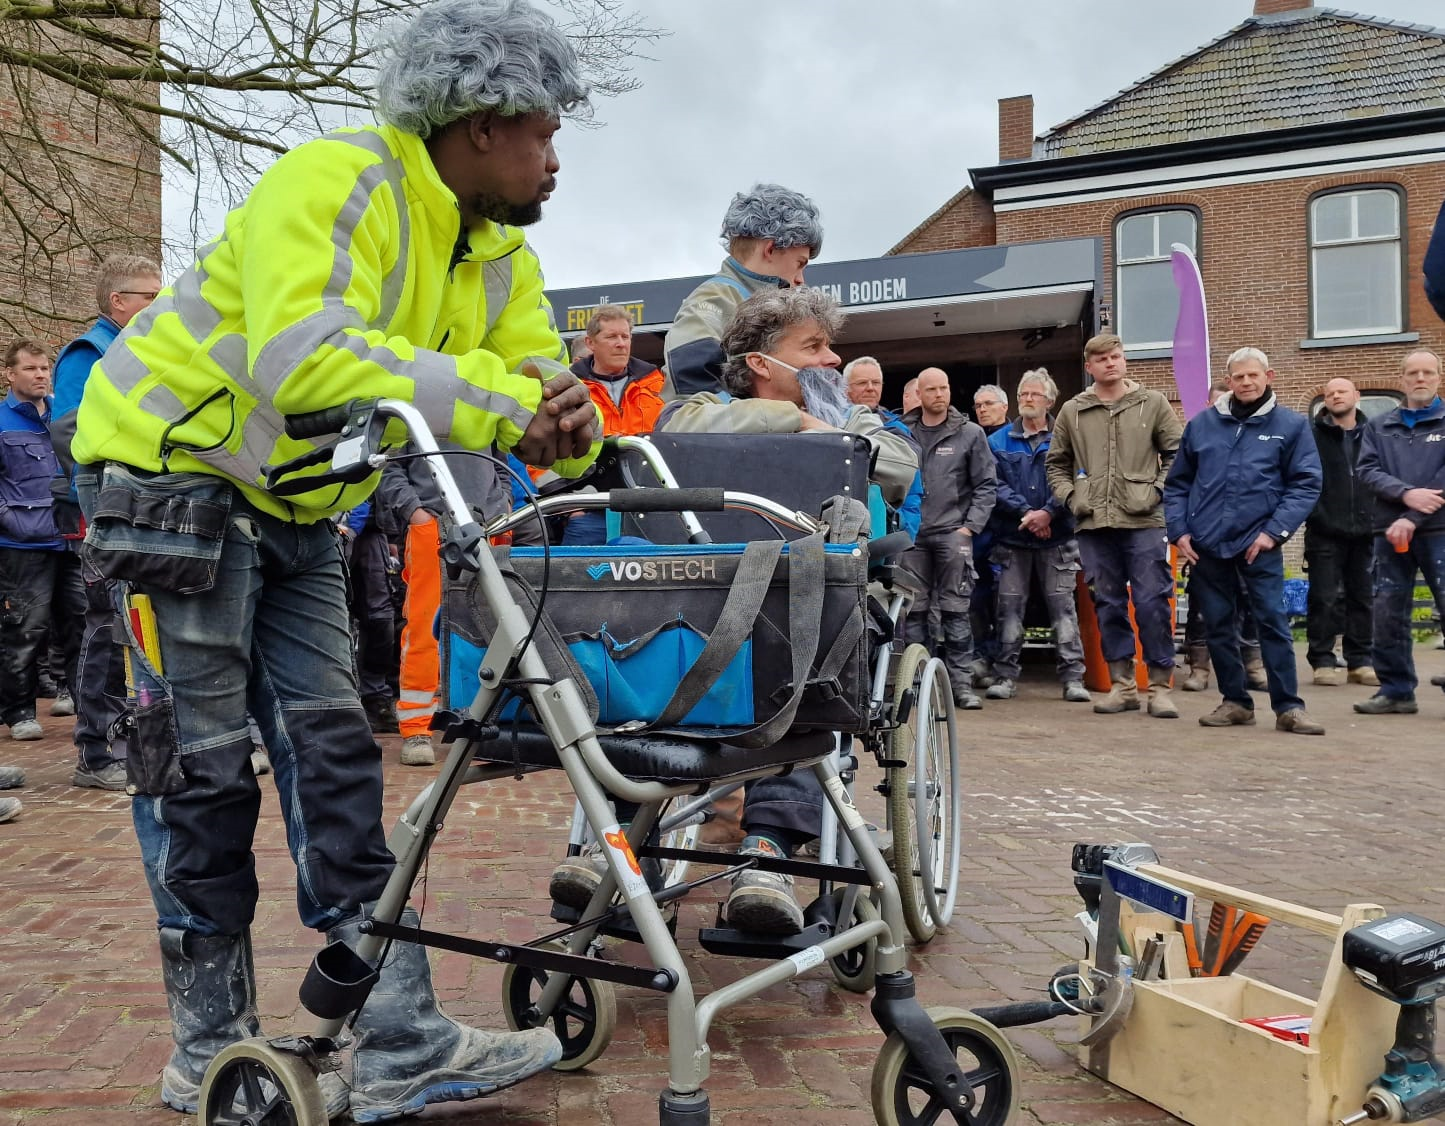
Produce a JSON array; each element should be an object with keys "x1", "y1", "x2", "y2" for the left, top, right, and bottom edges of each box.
[{"x1": 1170, "y1": 244, "x2": 1211, "y2": 420}]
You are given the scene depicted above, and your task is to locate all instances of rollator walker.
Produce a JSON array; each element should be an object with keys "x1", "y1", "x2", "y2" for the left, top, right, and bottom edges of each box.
[{"x1": 197, "y1": 397, "x2": 1020, "y2": 1126}]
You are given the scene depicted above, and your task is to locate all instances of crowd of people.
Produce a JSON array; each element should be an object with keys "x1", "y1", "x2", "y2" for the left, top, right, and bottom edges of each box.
[{"x1": 1, "y1": 0, "x2": 1444, "y2": 1117}]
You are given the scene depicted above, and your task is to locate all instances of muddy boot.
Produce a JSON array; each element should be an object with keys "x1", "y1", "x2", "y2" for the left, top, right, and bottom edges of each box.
[
  {"x1": 335, "y1": 908, "x2": 561, "y2": 1123},
  {"x1": 1146, "y1": 665, "x2": 1180, "y2": 719},
  {"x1": 1093, "y1": 659, "x2": 1140, "y2": 714},
  {"x1": 1242, "y1": 644, "x2": 1267, "y2": 691},
  {"x1": 1181, "y1": 644, "x2": 1211, "y2": 692},
  {"x1": 157, "y1": 928, "x2": 263, "y2": 1114}
]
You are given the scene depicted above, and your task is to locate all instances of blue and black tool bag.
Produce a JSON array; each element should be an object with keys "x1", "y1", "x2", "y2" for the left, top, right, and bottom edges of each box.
[{"x1": 441, "y1": 529, "x2": 872, "y2": 746}]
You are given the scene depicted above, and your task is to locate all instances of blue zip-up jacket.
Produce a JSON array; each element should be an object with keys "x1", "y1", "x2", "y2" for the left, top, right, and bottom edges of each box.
[
  {"x1": 877, "y1": 406, "x2": 922, "y2": 538},
  {"x1": 1357, "y1": 398, "x2": 1445, "y2": 535},
  {"x1": 0, "y1": 392, "x2": 64, "y2": 550},
  {"x1": 987, "y1": 416, "x2": 1073, "y2": 549},
  {"x1": 50, "y1": 316, "x2": 119, "y2": 486},
  {"x1": 1425, "y1": 199, "x2": 1445, "y2": 323},
  {"x1": 1164, "y1": 392, "x2": 1321, "y2": 558}
]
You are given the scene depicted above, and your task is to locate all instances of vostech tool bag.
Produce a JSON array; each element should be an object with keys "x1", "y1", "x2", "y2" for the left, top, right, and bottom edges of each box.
[{"x1": 441, "y1": 532, "x2": 872, "y2": 746}]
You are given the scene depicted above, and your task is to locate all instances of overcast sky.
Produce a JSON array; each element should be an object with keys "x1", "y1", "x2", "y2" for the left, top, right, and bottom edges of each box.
[
  {"x1": 518, "y1": 0, "x2": 1445, "y2": 291},
  {"x1": 164, "y1": 0, "x2": 1445, "y2": 289}
]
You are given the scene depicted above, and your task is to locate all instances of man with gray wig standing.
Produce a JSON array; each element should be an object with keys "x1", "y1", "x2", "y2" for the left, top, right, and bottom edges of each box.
[
  {"x1": 72, "y1": 0, "x2": 602, "y2": 1118},
  {"x1": 663, "y1": 183, "x2": 823, "y2": 398}
]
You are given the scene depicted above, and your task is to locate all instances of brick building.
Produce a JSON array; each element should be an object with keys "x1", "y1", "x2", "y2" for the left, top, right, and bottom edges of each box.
[
  {"x1": 0, "y1": 19, "x2": 162, "y2": 352},
  {"x1": 890, "y1": 0, "x2": 1445, "y2": 415}
]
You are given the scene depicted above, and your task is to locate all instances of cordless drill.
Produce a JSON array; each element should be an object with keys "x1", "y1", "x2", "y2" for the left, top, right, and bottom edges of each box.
[{"x1": 1338, "y1": 913, "x2": 1445, "y2": 1125}]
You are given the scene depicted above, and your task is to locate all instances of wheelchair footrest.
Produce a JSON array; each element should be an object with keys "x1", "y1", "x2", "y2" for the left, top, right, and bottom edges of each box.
[
  {"x1": 549, "y1": 900, "x2": 679, "y2": 942},
  {"x1": 697, "y1": 920, "x2": 836, "y2": 959}
]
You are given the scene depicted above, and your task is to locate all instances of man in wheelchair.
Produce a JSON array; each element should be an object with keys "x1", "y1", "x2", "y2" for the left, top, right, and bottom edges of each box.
[{"x1": 549, "y1": 287, "x2": 918, "y2": 932}]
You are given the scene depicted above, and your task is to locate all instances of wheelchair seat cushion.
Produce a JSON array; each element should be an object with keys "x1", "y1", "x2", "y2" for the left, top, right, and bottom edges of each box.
[{"x1": 471, "y1": 726, "x2": 834, "y2": 787}]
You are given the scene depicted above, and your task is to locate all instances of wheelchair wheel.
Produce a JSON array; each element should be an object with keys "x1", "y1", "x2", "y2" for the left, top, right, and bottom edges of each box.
[
  {"x1": 887, "y1": 647, "x2": 961, "y2": 943},
  {"x1": 911, "y1": 657, "x2": 961, "y2": 933},
  {"x1": 198, "y1": 1038, "x2": 326, "y2": 1126},
  {"x1": 657, "y1": 801, "x2": 701, "y2": 890},
  {"x1": 827, "y1": 886, "x2": 879, "y2": 994},
  {"x1": 869, "y1": 1007, "x2": 1020, "y2": 1126},
  {"x1": 502, "y1": 957, "x2": 616, "y2": 1072}
]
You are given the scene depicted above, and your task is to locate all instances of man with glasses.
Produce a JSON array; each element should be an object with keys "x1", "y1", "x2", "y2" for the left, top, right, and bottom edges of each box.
[{"x1": 52, "y1": 255, "x2": 163, "y2": 790}]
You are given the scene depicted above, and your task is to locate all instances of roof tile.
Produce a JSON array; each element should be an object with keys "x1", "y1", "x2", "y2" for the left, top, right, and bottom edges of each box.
[{"x1": 1037, "y1": 8, "x2": 1445, "y2": 158}]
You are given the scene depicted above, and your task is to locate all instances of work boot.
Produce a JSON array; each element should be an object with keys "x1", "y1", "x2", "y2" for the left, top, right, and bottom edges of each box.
[
  {"x1": 1242, "y1": 645, "x2": 1268, "y2": 691},
  {"x1": 724, "y1": 837, "x2": 805, "y2": 933},
  {"x1": 1312, "y1": 666, "x2": 1343, "y2": 686},
  {"x1": 1276, "y1": 709, "x2": 1325, "y2": 736},
  {"x1": 1181, "y1": 644, "x2": 1211, "y2": 692},
  {"x1": 1146, "y1": 665, "x2": 1179, "y2": 719},
  {"x1": 1062, "y1": 680, "x2": 1091, "y2": 703},
  {"x1": 548, "y1": 842, "x2": 608, "y2": 910},
  {"x1": 249, "y1": 744, "x2": 272, "y2": 777},
  {"x1": 400, "y1": 735, "x2": 435, "y2": 767},
  {"x1": 1093, "y1": 660, "x2": 1140, "y2": 714},
  {"x1": 1198, "y1": 701, "x2": 1256, "y2": 727},
  {"x1": 985, "y1": 678, "x2": 1016, "y2": 699},
  {"x1": 968, "y1": 658, "x2": 996, "y2": 690},
  {"x1": 1347, "y1": 666, "x2": 1379, "y2": 686},
  {"x1": 157, "y1": 928, "x2": 264, "y2": 1114},
  {"x1": 699, "y1": 787, "x2": 744, "y2": 848},
  {"x1": 50, "y1": 692, "x2": 75, "y2": 717},
  {"x1": 0, "y1": 764, "x2": 24, "y2": 789},
  {"x1": 362, "y1": 696, "x2": 399, "y2": 735},
  {"x1": 1353, "y1": 694, "x2": 1418, "y2": 715},
  {"x1": 0, "y1": 796, "x2": 20, "y2": 823},
  {"x1": 335, "y1": 908, "x2": 561, "y2": 1123}
]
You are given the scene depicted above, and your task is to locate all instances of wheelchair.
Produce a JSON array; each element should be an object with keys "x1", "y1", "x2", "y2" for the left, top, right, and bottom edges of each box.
[{"x1": 197, "y1": 400, "x2": 1012, "y2": 1126}]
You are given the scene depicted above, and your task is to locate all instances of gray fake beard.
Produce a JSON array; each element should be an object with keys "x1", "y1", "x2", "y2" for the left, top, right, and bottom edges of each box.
[{"x1": 796, "y1": 366, "x2": 853, "y2": 428}]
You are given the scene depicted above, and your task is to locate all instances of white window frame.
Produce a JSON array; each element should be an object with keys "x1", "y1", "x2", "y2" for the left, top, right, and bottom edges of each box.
[
  {"x1": 1309, "y1": 187, "x2": 1403, "y2": 339},
  {"x1": 1114, "y1": 208, "x2": 1199, "y2": 351}
]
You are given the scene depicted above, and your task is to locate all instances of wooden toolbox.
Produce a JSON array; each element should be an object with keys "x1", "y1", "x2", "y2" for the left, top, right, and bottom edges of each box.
[{"x1": 1079, "y1": 864, "x2": 1399, "y2": 1126}]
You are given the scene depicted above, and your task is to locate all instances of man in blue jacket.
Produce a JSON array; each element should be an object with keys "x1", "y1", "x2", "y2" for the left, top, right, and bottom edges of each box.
[
  {"x1": 1164, "y1": 347, "x2": 1324, "y2": 734},
  {"x1": 0, "y1": 341, "x2": 85, "y2": 744},
  {"x1": 844, "y1": 355, "x2": 922, "y2": 538},
  {"x1": 983, "y1": 368, "x2": 1089, "y2": 702},
  {"x1": 1354, "y1": 348, "x2": 1445, "y2": 714},
  {"x1": 52, "y1": 254, "x2": 161, "y2": 789}
]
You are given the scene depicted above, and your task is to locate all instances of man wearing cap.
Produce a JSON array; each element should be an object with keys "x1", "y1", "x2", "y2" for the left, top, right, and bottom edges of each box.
[{"x1": 663, "y1": 183, "x2": 823, "y2": 399}]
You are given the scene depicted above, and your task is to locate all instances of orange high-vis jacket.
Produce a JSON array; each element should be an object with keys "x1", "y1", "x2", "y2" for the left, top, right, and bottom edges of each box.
[{"x1": 580, "y1": 365, "x2": 666, "y2": 437}]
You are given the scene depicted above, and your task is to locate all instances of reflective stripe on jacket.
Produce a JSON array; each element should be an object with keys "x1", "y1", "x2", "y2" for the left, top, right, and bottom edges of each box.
[{"x1": 74, "y1": 124, "x2": 595, "y2": 522}]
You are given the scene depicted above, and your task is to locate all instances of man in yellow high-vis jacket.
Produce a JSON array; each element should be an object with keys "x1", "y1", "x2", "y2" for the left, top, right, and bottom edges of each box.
[{"x1": 72, "y1": 0, "x2": 599, "y2": 1119}]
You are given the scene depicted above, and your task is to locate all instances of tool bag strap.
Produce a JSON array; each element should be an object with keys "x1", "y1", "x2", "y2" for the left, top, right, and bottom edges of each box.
[{"x1": 645, "y1": 532, "x2": 827, "y2": 746}]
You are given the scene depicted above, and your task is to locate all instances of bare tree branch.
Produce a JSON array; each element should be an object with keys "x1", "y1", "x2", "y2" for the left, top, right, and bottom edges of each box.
[{"x1": 0, "y1": 0, "x2": 665, "y2": 338}]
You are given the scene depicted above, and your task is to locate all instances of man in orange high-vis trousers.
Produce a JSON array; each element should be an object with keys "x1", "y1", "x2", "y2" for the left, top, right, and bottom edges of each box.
[{"x1": 378, "y1": 447, "x2": 516, "y2": 765}]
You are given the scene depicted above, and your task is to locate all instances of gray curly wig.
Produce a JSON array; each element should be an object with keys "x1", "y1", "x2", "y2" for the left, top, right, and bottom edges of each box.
[
  {"x1": 720, "y1": 184, "x2": 823, "y2": 257},
  {"x1": 719, "y1": 287, "x2": 844, "y2": 397},
  {"x1": 375, "y1": 0, "x2": 591, "y2": 137}
]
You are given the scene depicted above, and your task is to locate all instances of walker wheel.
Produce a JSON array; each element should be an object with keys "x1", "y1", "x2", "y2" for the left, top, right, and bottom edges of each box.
[
  {"x1": 827, "y1": 886, "x2": 879, "y2": 994},
  {"x1": 198, "y1": 1037, "x2": 326, "y2": 1126},
  {"x1": 502, "y1": 960, "x2": 616, "y2": 1071},
  {"x1": 870, "y1": 1007, "x2": 1020, "y2": 1126}
]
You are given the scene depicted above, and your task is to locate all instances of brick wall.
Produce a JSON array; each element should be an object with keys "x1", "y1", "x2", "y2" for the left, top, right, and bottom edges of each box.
[
  {"x1": 0, "y1": 21, "x2": 162, "y2": 353},
  {"x1": 989, "y1": 161, "x2": 1445, "y2": 412},
  {"x1": 892, "y1": 188, "x2": 998, "y2": 255}
]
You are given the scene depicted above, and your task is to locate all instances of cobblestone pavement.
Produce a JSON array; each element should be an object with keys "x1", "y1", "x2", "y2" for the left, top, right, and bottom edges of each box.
[{"x1": 2, "y1": 643, "x2": 1443, "y2": 1125}]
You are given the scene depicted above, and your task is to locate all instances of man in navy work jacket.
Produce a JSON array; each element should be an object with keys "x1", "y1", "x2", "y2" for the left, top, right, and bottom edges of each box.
[
  {"x1": 1354, "y1": 348, "x2": 1445, "y2": 715},
  {"x1": 1164, "y1": 346, "x2": 1324, "y2": 735},
  {"x1": 0, "y1": 341, "x2": 85, "y2": 744},
  {"x1": 984, "y1": 368, "x2": 1089, "y2": 703}
]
